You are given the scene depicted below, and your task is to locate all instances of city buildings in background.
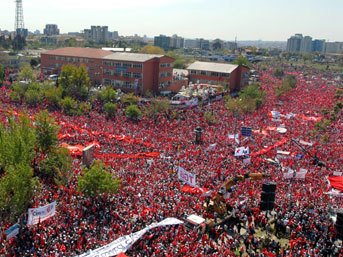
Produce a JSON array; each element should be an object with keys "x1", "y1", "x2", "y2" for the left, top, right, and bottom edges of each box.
[
  {"x1": 154, "y1": 34, "x2": 185, "y2": 51},
  {"x1": 43, "y1": 24, "x2": 60, "y2": 36},
  {"x1": 83, "y1": 26, "x2": 109, "y2": 44},
  {"x1": 286, "y1": 33, "x2": 343, "y2": 54}
]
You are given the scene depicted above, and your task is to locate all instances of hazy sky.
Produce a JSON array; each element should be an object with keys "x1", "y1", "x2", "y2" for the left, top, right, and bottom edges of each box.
[{"x1": 1, "y1": 0, "x2": 342, "y2": 41}]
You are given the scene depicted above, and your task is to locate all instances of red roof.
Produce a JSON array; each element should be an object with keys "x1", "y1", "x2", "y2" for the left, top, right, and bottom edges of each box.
[{"x1": 42, "y1": 47, "x2": 112, "y2": 59}]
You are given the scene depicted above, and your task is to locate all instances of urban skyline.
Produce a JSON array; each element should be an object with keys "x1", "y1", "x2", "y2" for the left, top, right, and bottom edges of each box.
[{"x1": 1, "y1": 0, "x2": 343, "y2": 41}]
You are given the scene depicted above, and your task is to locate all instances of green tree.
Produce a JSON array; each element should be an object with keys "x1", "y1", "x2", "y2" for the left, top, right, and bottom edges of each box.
[
  {"x1": 0, "y1": 163, "x2": 39, "y2": 221},
  {"x1": 18, "y1": 63, "x2": 35, "y2": 82},
  {"x1": 30, "y1": 58, "x2": 39, "y2": 68},
  {"x1": 43, "y1": 83, "x2": 63, "y2": 109},
  {"x1": 120, "y1": 93, "x2": 139, "y2": 106},
  {"x1": 98, "y1": 86, "x2": 117, "y2": 103},
  {"x1": 103, "y1": 102, "x2": 117, "y2": 119},
  {"x1": 59, "y1": 96, "x2": 79, "y2": 116},
  {"x1": 140, "y1": 45, "x2": 165, "y2": 55},
  {"x1": 125, "y1": 104, "x2": 142, "y2": 121},
  {"x1": 0, "y1": 116, "x2": 36, "y2": 169},
  {"x1": 233, "y1": 55, "x2": 250, "y2": 66},
  {"x1": 35, "y1": 110, "x2": 59, "y2": 153},
  {"x1": 273, "y1": 68, "x2": 284, "y2": 78},
  {"x1": 59, "y1": 64, "x2": 90, "y2": 101},
  {"x1": 38, "y1": 147, "x2": 72, "y2": 185},
  {"x1": 204, "y1": 111, "x2": 218, "y2": 125},
  {"x1": 23, "y1": 82, "x2": 44, "y2": 107},
  {"x1": 145, "y1": 99, "x2": 170, "y2": 119},
  {"x1": 0, "y1": 64, "x2": 4, "y2": 85},
  {"x1": 77, "y1": 161, "x2": 121, "y2": 197}
]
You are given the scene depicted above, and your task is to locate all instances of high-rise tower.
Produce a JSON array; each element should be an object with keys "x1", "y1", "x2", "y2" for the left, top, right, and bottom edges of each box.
[
  {"x1": 15, "y1": 0, "x2": 27, "y2": 37},
  {"x1": 15, "y1": 0, "x2": 24, "y2": 31}
]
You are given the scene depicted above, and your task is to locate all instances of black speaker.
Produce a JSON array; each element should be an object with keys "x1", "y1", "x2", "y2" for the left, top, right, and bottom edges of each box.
[
  {"x1": 260, "y1": 182, "x2": 277, "y2": 211},
  {"x1": 335, "y1": 210, "x2": 343, "y2": 239}
]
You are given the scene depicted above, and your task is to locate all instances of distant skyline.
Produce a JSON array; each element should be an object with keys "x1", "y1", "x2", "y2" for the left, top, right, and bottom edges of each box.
[{"x1": 1, "y1": 0, "x2": 343, "y2": 41}]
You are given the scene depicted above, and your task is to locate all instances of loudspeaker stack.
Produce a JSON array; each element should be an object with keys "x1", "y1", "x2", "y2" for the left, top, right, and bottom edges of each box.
[{"x1": 260, "y1": 182, "x2": 276, "y2": 211}]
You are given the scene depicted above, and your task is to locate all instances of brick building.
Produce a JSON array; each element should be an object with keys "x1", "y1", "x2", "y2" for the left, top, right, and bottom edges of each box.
[
  {"x1": 186, "y1": 61, "x2": 250, "y2": 92},
  {"x1": 40, "y1": 47, "x2": 174, "y2": 94}
]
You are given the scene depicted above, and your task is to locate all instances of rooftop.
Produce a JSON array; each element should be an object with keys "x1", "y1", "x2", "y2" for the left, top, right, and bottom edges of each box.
[
  {"x1": 103, "y1": 52, "x2": 164, "y2": 62},
  {"x1": 42, "y1": 47, "x2": 112, "y2": 59},
  {"x1": 187, "y1": 61, "x2": 238, "y2": 74}
]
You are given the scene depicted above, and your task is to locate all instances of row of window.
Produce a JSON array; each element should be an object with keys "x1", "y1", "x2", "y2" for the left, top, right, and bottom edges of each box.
[
  {"x1": 103, "y1": 69, "x2": 142, "y2": 78},
  {"x1": 103, "y1": 79, "x2": 140, "y2": 89},
  {"x1": 189, "y1": 70, "x2": 230, "y2": 77},
  {"x1": 160, "y1": 63, "x2": 171, "y2": 68},
  {"x1": 159, "y1": 72, "x2": 172, "y2": 78},
  {"x1": 103, "y1": 61, "x2": 143, "y2": 69},
  {"x1": 52, "y1": 56, "x2": 90, "y2": 63}
]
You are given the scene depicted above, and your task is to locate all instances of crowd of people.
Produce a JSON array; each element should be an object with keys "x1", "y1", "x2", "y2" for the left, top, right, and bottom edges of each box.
[{"x1": 0, "y1": 64, "x2": 342, "y2": 256}]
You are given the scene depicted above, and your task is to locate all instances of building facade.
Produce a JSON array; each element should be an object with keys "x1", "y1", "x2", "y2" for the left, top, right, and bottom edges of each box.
[
  {"x1": 286, "y1": 34, "x2": 303, "y2": 52},
  {"x1": 43, "y1": 24, "x2": 60, "y2": 36},
  {"x1": 312, "y1": 39, "x2": 325, "y2": 52},
  {"x1": 84, "y1": 26, "x2": 109, "y2": 44},
  {"x1": 154, "y1": 35, "x2": 171, "y2": 51},
  {"x1": 324, "y1": 42, "x2": 343, "y2": 54},
  {"x1": 300, "y1": 36, "x2": 312, "y2": 53},
  {"x1": 40, "y1": 47, "x2": 174, "y2": 94},
  {"x1": 187, "y1": 61, "x2": 250, "y2": 92}
]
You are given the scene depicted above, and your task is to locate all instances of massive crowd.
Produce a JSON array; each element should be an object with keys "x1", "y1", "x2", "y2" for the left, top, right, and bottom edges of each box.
[{"x1": 0, "y1": 64, "x2": 342, "y2": 256}]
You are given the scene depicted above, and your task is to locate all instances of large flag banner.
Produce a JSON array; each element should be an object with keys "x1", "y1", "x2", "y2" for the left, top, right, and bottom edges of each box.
[
  {"x1": 78, "y1": 218, "x2": 183, "y2": 257},
  {"x1": 177, "y1": 166, "x2": 196, "y2": 187},
  {"x1": 5, "y1": 223, "x2": 20, "y2": 240},
  {"x1": 234, "y1": 146, "x2": 250, "y2": 157},
  {"x1": 241, "y1": 127, "x2": 252, "y2": 137},
  {"x1": 27, "y1": 201, "x2": 56, "y2": 225}
]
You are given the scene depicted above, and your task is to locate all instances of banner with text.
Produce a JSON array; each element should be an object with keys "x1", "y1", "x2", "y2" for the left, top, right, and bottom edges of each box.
[
  {"x1": 177, "y1": 166, "x2": 196, "y2": 187},
  {"x1": 27, "y1": 201, "x2": 56, "y2": 225},
  {"x1": 78, "y1": 217, "x2": 183, "y2": 257}
]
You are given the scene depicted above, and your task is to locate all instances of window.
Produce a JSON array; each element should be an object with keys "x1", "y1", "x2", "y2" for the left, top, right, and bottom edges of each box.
[
  {"x1": 133, "y1": 63, "x2": 142, "y2": 68},
  {"x1": 201, "y1": 71, "x2": 207, "y2": 75},
  {"x1": 133, "y1": 73, "x2": 142, "y2": 78}
]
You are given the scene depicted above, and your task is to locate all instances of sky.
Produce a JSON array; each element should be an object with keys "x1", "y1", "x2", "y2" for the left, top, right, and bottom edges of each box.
[{"x1": 1, "y1": 0, "x2": 343, "y2": 41}]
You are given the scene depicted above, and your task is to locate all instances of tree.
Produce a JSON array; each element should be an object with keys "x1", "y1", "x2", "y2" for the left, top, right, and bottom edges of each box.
[
  {"x1": 30, "y1": 58, "x2": 39, "y2": 68},
  {"x1": 233, "y1": 55, "x2": 250, "y2": 66},
  {"x1": 23, "y1": 82, "x2": 44, "y2": 107},
  {"x1": 204, "y1": 111, "x2": 218, "y2": 125},
  {"x1": 35, "y1": 110, "x2": 59, "y2": 153},
  {"x1": 145, "y1": 99, "x2": 170, "y2": 119},
  {"x1": 0, "y1": 64, "x2": 4, "y2": 85},
  {"x1": 77, "y1": 161, "x2": 121, "y2": 197},
  {"x1": 59, "y1": 96, "x2": 79, "y2": 116},
  {"x1": 120, "y1": 93, "x2": 139, "y2": 106},
  {"x1": 18, "y1": 63, "x2": 35, "y2": 82},
  {"x1": 125, "y1": 104, "x2": 142, "y2": 121},
  {"x1": 103, "y1": 102, "x2": 117, "y2": 119},
  {"x1": 98, "y1": 86, "x2": 117, "y2": 103},
  {"x1": 273, "y1": 68, "x2": 284, "y2": 78},
  {"x1": 43, "y1": 83, "x2": 63, "y2": 109},
  {"x1": 38, "y1": 147, "x2": 72, "y2": 185},
  {"x1": 0, "y1": 116, "x2": 36, "y2": 169},
  {"x1": 0, "y1": 163, "x2": 39, "y2": 221},
  {"x1": 140, "y1": 45, "x2": 165, "y2": 55},
  {"x1": 226, "y1": 84, "x2": 265, "y2": 114},
  {"x1": 59, "y1": 64, "x2": 90, "y2": 101},
  {"x1": 276, "y1": 75, "x2": 297, "y2": 98}
]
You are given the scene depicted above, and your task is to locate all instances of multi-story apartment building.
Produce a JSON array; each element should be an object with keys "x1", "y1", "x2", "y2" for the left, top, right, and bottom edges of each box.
[
  {"x1": 40, "y1": 47, "x2": 175, "y2": 94},
  {"x1": 43, "y1": 24, "x2": 60, "y2": 36},
  {"x1": 84, "y1": 26, "x2": 109, "y2": 44}
]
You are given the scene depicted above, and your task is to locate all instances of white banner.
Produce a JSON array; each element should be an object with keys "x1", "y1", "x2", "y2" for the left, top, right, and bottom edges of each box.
[
  {"x1": 228, "y1": 133, "x2": 240, "y2": 144},
  {"x1": 333, "y1": 171, "x2": 343, "y2": 176},
  {"x1": 5, "y1": 223, "x2": 20, "y2": 240},
  {"x1": 283, "y1": 169, "x2": 307, "y2": 179},
  {"x1": 271, "y1": 111, "x2": 280, "y2": 119},
  {"x1": 299, "y1": 140, "x2": 313, "y2": 146},
  {"x1": 325, "y1": 189, "x2": 343, "y2": 197},
  {"x1": 177, "y1": 166, "x2": 196, "y2": 187},
  {"x1": 234, "y1": 146, "x2": 249, "y2": 157},
  {"x1": 27, "y1": 201, "x2": 56, "y2": 225},
  {"x1": 78, "y1": 218, "x2": 183, "y2": 257},
  {"x1": 206, "y1": 143, "x2": 217, "y2": 151}
]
